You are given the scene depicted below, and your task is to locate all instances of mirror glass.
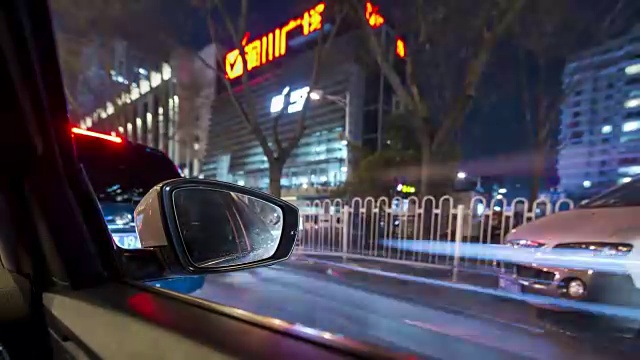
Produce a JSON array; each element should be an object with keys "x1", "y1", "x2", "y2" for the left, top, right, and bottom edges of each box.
[{"x1": 172, "y1": 188, "x2": 283, "y2": 267}]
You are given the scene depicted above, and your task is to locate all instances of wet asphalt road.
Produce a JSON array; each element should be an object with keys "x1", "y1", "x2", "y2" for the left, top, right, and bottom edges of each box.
[{"x1": 187, "y1": 258, "x2": 639, "y2": 359}]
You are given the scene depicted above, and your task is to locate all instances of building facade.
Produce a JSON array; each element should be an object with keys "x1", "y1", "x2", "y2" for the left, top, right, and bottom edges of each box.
[
  {"x1": 557, "y1": 25, "x2": 640, "y2": 197},
  {"x1": 70, "y1": 38, "x2": 156, "y2": 117},
  {"x1": 81, "y1": 44, "x2": 217, "y2": 177},
  {"x1": 201, "y1": 7, "x2": 401, "y2": 198}
]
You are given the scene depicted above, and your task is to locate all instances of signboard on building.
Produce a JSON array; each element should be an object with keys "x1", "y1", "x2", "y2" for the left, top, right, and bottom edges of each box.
[
  {"x1": 224, "y1": 2, "x2": 399, "y2": 80},
  {"x1": 270, "y1": 86, "x2": 310, "y2": 114}
]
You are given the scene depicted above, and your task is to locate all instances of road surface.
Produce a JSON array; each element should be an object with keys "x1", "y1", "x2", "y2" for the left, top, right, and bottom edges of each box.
[{"x1": 186, "y1": 258, "x2": 638, "y2": 359}]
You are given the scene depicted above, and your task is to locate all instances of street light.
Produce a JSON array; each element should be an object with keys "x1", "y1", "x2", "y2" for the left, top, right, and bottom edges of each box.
[
  {"x1": 456, "y1": 171, "x2": 467, "y2": 179},
  {"x1": 309, "y1": 89, "x2": 349, "y2": 107},
  {"x1": 309, "y1": 91, "x2": 321, "y2": 100},
  {"x1": 311, "y1": 89, "x2": 351, "y2": 184},
  {"x1": 309, "y1": 89, "x2": 350, "y2": 140}
]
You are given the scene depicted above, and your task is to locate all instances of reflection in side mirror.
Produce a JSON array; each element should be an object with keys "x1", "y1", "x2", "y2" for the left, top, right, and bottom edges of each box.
[
  {"x1": 134, "y1": 179, "x2": 299, "y2": 274},
  {"x1": 173, "y1": 189, "x2": 283, "y2": 268}
]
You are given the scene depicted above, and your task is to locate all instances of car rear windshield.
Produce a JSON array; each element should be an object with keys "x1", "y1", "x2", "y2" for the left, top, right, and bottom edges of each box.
[
  {"x1": 74, "y1": 136, "x2": 181, "y2": 204},
  {"x1": 579, "y1": 178, "x2": 640, "y2": 209}
]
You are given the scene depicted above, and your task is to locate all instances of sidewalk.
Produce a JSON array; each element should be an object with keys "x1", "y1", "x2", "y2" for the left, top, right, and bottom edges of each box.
[{"x1": 290, "y1": 253, "x2": 499, "y2": 288}]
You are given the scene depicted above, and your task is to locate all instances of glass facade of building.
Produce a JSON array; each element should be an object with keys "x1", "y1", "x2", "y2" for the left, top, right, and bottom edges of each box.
[
  {"x1": 558, "y1": 25, "x2": 640, "y2": 196},
  {"x1": 202, "y1": 59, "x2": 366, "y2": 193}
]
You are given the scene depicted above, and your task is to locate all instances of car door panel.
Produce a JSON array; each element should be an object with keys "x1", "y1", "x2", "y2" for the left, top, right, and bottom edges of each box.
[{"x1": 43, "y1": 283, "x2": 372, "y2": 360}]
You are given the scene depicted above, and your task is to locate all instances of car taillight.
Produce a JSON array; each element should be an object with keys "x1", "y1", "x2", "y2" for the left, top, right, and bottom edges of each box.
[{"x1": 71, "y1": 127, "x2": 123, "y2": 143}]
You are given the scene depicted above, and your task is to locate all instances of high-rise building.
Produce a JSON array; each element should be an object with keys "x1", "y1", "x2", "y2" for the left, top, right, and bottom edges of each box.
[
  {"x1": 82, "y1": 44, "x2": 218, "y2": 177},
  {"x1": 72, "y1": 39, "x2": 155, "y2": 117},
  {"x1": 557, "y1": 25, "x2": 640, "y2": 197}
]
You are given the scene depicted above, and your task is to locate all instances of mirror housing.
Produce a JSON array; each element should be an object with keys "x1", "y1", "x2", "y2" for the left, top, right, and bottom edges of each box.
[{"x1": 134, "y1": 179, "x2": 299, "y2": 274}]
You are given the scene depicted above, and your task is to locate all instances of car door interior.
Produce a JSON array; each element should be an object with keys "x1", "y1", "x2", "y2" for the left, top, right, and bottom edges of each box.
[
  {"x1": 0, "y1": 1, "x2": 409, "y2": 359},
  {"x1": 44, "y1": 282, "x2": 377, "y2": 360}
]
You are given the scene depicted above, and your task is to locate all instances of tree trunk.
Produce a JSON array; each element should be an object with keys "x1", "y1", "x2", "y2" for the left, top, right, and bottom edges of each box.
[
  {"x1": 419, "y1": 138, "x2": 432, "y2": 196},
  {"x1": 268, "y1": 160, "x2": 284, "y2": 198}
]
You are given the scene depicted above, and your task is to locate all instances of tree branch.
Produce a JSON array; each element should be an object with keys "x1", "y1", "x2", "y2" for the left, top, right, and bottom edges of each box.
[
  {"x1": 348, "y1": 0, "x2": 416, "y2": 111},
  {"x1": 432, "y1": 0, "x2": 525, "y2": 149},
  {"x1": 280, "y1": 6, "x2": 346, "y2": 159},
  {"x1": 205, "y1": 2, "x2": 274, "y2": 161},
  {"x1": 213, "y1": 0, "x2": 240, "y2": 44},
  {"x1": 272, "y1": 91, "x2": 290, "y2": 154}
]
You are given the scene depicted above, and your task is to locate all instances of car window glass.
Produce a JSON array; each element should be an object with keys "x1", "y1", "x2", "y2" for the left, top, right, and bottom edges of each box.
[{"x1": 579, "y1": 179, "x2": 640, "y2": 209}]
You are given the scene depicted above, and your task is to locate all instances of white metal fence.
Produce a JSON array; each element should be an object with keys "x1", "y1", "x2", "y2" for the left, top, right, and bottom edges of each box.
[{"x1": 296, "y1": 196, "x2": 575, "y2": 272}]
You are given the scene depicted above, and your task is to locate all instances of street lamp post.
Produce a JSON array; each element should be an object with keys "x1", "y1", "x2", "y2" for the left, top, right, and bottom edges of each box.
[
  {"x1": 309, "y1": 89, "x2": 351, "y2": 183},
  {"x1": 309, "y1": 90, "x2": 350, "y2": 140}
]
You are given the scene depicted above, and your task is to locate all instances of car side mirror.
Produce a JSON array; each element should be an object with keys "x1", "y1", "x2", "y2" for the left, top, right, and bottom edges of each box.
[{"x1": 133, "y1": 179, "x2": 299, "y2": 273}]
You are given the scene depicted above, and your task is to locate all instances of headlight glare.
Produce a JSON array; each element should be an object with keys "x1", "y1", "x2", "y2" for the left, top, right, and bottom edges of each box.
[
  {"x1": 554, "y1": 242, "x2": 632, "y2": 256},
  {"x1": 505, "y1": 239, "x2": 545, "y2": 248}
]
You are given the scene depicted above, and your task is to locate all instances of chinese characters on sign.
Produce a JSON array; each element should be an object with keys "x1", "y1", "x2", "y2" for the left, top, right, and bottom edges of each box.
[
  {"x1": 365, "y1": 1, "x2": 385, "y2": 28},
  {"x1": 225, "y1": 1, "x2": 401, "y2": 80},
  {"x1": 396, "y1": 39, "x2": 406, "y2": 58},
  {"x1": 225, "y1": 3, "x2": 325, "y2": 80}
]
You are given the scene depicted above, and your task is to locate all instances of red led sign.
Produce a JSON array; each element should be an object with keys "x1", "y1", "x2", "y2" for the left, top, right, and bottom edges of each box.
[
  {"x1": 396, "y1": 38, "x2": 406, "y2": 58},
  {"x1": 225, "y1": 1, "x2": 399, "y2": 80}
]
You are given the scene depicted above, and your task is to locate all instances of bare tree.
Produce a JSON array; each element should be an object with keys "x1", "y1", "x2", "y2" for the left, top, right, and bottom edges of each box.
[
  {"x1": 348, "y1": 0, "x2": 525, "y2": 195},
  {"x1": 195, "y1": 0, "x2": 345, "y2": 197},
  {"x1": 516, "y1": 0, "x2": 632, "y2": 201}
]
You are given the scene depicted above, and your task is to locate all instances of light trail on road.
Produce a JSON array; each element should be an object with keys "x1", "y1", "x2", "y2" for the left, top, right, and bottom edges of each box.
[
  {"x1": 183, "y1": 263, "x2": 636, "y2": 359},
  {"x1": 379, "y1": 239, "x2": 639, "y2": 274}
]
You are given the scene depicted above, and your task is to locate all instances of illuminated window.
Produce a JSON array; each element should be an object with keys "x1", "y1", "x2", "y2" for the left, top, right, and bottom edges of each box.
[
  {"x1": 130, "y1": 84, "x2": 140, "y2": 101},
  {"x1": 623, "y1": 120, "x2": 640, "y2": 132},
  {"x1": 146, "y1": 112, "x2": 153, "y2": 145},
  {"x1": 106, "y1": 102, "x2": 114, "y2": 115},
  {"x1": 625, "y1": 63, "x2": 640, "y2": 76},
  {"x1": 625, "y1": 98, "x2": 640, "y2": 108},
  {"x1": 150, "y1": 71, "x2": 162, "y2": 87},
  {"x1": 601, "y1": 125, "x2": 612, "y2": 134},
  {"x1": 583, "y1": 180, "x2": 592, "y2": 188},
  {"x1": 140, "y1": 79, "x2": 150, "y2": 95},
  {"x1": 161, "y1": 63, "x2": 172, "y2": 80},
  {"x1": 136, "y1": 117, "x2": 142, "y2": 142}
]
